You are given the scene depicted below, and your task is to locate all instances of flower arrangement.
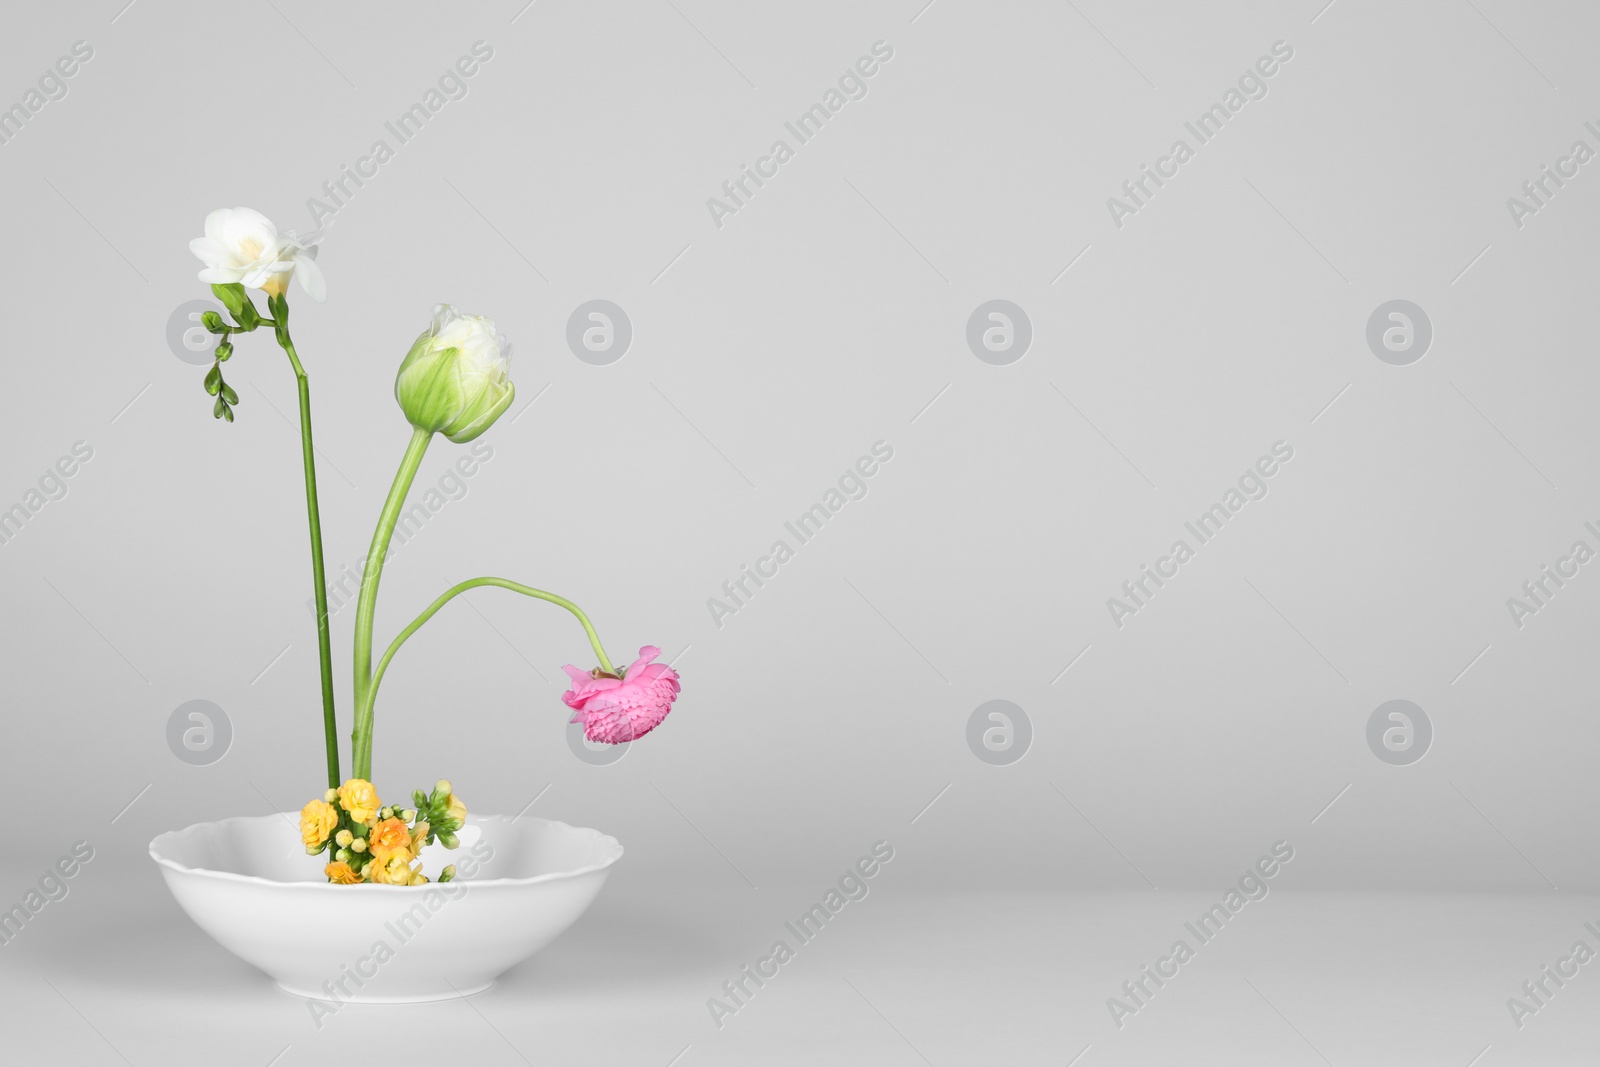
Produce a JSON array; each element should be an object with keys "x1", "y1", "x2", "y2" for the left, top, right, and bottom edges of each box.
[
  {"x1": 299, "y1": 779, "x2": 463, "y2": 886},
  {"x1": 189, "y1": 207, "x2": 680, "y2": 886}
]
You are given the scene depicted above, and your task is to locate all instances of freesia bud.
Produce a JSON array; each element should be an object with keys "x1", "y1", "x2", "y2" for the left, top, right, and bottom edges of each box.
[
  {"x1": 211, "y1": 283, "x2": 260, "y2": 329},
  {"x1": 394, "y1": 306, "x2": 514, "y2": 444}
]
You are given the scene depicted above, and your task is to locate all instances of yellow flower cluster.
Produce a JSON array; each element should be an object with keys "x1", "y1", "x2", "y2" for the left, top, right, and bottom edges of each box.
[{"x1": 298, "y1": 778, "x2": 467, "y2": 886}]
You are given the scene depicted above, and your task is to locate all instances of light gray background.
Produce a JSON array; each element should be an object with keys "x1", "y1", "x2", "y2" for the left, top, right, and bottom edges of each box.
[{"x1": 2, "y1": 0, "x2": 1598, "y2": 1063}]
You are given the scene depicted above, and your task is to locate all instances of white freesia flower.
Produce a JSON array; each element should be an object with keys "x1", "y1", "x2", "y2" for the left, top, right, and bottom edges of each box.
[
  {"x1": 394, "y1": 304, "x2": 515, "y2": 443},
  {"x1": 189, "y1": 207, "x2": 326, "y2": 302}
]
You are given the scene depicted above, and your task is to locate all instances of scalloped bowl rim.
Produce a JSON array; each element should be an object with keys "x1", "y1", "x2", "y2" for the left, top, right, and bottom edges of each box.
[{"x1": 149, "y1": 812, "x2": 624, "y2": 891}]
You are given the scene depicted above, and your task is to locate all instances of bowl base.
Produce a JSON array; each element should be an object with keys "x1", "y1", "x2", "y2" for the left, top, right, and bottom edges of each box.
[{"x1": 276, "y1": 980, "x2": 493, "y2": 1004}]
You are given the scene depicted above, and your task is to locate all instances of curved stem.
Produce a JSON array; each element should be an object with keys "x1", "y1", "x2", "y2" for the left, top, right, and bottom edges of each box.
[
  {"x1": 272, "y1": 322, "x2": 340, "y2": 790},
  {"x1": 364, "y1": 578, "x2": 616, "y2": 717},
  {"x1": 351, "y1": 428, "x2": 434, "y2": 779}
]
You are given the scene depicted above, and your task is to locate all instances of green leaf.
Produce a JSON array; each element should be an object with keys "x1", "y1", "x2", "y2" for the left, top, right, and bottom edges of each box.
[
  {"x1": 204, "y1": 364, "x2": 222, "y2": 396},
  {"x1": 215, "y1": 340, "x2": 233, "y2": 362},
  {"x1": 220, "y1": 383, "x2": 239, "y2": 405},
  {"x1": 212, "y1": 396, "x2": 226, "y2": 419},
  {"x1": 220, "y1": 401, "x2": 234, "y2": 423}
]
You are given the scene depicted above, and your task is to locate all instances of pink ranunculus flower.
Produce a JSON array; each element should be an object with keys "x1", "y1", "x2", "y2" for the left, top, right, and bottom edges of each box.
[{"x1": 562, "y1": 645, "x2": 680, "y2": 744}]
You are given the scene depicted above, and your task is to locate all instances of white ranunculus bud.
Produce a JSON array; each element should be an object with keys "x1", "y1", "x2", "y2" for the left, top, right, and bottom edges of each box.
[
  {"x1": 394, "y1": 305, "x2": 514, "y2": 443},
  {"x1": 189, "y1": 207, "x2": 326, "y2": 302}
]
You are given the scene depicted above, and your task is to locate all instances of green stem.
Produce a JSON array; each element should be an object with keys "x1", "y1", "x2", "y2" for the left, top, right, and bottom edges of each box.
[
  {"x1": 351, "y1": 427, "x2": 434, "y2": 779},
  {"x1": 364, "y1": 577, "x2": 616, "y2": 718},
  {"x1": 272, "y1": 325, "x2": 341, "y2": 790}
]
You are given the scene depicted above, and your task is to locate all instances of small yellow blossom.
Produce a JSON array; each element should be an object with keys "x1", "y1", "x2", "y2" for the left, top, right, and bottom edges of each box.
[
  {"x1": 370, "y1": 817, "x2": 411, "y2": 854},
  {"x1": 368, "y1": 853, "x2": 418, "y2": 885},
  {"x1": 337, "y1": 779, "x2": 381, "y2": 825},
  {"x1": 334, "y1": 829, "x2": 353, "y2": 848},
  {"x1": 324, "y1": 861, "x2": 362, "y2": 885},
  {"x1": 411, "y1": 821, "x2": 430, "y2": 854},
  {"x1": 370, "y1": 843, "x2": 412, "y2": 868},
  {"x1": 446, "y1": 793, "x2": 467, "y2": 826},
  {"x1": 299, "y1": 800, "x2": 338, "y2": 851}
]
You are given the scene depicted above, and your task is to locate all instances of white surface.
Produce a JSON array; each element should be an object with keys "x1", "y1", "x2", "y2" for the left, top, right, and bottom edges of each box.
[{"x1": 4, "y1": 870, "x2": 1595, "y2": 1065}]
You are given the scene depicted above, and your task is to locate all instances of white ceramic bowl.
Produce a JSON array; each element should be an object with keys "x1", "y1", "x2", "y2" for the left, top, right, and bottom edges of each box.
[{"x1": 150, "y1": 813, "x2": 622, "y2": 1002}]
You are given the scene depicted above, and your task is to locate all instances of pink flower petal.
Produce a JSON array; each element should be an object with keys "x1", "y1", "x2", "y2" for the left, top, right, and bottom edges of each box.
[{"x1": 559, "y1": 645, "x2": 679, "y2": 744}]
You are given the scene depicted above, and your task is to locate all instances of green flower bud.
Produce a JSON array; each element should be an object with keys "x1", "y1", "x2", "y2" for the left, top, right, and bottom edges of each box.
[
  {"x1": 334, "y1": 829, "x2": 353, "y2": 848},
  {"x1": 438, "y1": 864, "x2": 456, "y2": 883},
  {"x1": 438, "y1": 831, "x2": 459, "y2": 850},
  {"x1": 211, "y1": 283, "x2": 260, "y2": 329},
  {"x1": 400, "y1": 809, "x2": 417, "y2": 823},
  {"x1": 394, "y1": 306, "x2": 514, "y2": 444},
  {"x1": 324, "y1": 788, "x2": 338, "y2": 803},
  {"x1": 215, "y1": 340, "x2": 233, "y2": 362},
  {"x1": 200, "y1": 310, "x2": 226, "y2": 333}
]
